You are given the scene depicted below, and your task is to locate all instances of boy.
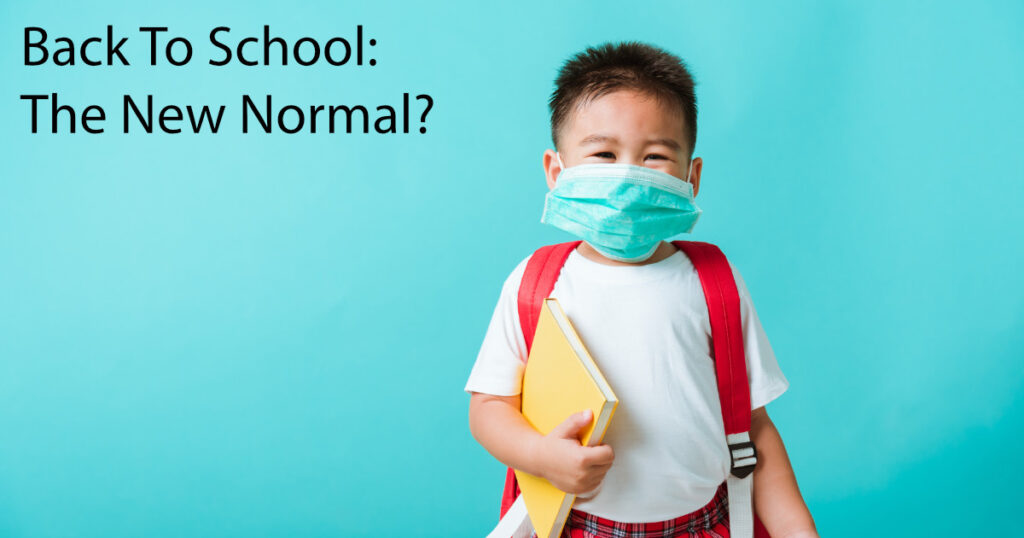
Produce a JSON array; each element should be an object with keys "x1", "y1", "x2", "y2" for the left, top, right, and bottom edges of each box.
[{"x1": 465, "y1": 42, "x2": 818, "y2": 538}]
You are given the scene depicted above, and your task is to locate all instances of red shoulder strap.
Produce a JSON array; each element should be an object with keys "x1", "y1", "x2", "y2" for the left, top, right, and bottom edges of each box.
[
  {"x1": 674, "y1": 241, "x2": 771, "y2": 538},
  {"x1": 673, "y1": 240, "x2": 751, "y2": 435},
  {"x1": 517, "y1": 241, "x2": 583, "y2": 352},
  {"x1": 500, "y1": 240, "x2": 582, "y2": 520}
]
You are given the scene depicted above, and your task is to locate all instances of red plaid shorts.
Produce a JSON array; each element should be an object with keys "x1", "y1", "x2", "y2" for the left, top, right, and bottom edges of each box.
[{"x1": 557, "y1": 481, "x2": 729, "y2": 538}]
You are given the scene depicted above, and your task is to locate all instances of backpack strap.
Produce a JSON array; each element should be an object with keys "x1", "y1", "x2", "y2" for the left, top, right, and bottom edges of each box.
[
  {"x1": 672, "y1": 241, "x2": 752, "y2": 435},
  {"x1": 673, "y1": 240, "x2": 768, "y2": 538},
  {"x1": 517, "y1": 240, "x2": 584, "y2": 352},
  {"x1": 499, "y1": 240, "x2": 582, "y2": 522}
]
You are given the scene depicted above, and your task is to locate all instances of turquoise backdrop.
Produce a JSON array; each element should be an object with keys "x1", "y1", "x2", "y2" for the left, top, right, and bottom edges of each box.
[{"x1": 1, "y1": 1, "x2": 1021, "y2": 536}]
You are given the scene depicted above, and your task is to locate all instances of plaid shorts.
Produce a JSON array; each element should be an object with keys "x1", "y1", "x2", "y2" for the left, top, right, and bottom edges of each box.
[{"x1": 557, "y1": 481, "x2": 729, "y2": 538}]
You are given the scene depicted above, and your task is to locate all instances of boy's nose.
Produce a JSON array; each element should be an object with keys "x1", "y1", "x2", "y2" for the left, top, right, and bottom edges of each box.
[
  {"x1": 622, "y1": 158, "x2": 655, "y2": 169},
  {"x1": 616, "y1": 156, "x2": 644, "y2": 166}
]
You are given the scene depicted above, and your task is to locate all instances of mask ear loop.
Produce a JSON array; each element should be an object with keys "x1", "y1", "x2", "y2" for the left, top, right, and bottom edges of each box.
[{"x1": 556, "y1": 151, "x2": 565, "y2": 170}]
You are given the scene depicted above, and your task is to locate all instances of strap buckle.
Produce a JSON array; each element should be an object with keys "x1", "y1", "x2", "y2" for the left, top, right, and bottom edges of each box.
[{"x1": 728, "y1": 433, "x2": 758, "y2": 479}]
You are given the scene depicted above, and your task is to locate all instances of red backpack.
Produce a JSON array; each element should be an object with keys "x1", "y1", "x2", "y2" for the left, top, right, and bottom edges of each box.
[{"x1": 498, "y1": 240, "x2": 770, "y2": 538}]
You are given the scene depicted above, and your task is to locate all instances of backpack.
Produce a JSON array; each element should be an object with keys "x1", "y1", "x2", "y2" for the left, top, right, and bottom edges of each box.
[{"x1": 498, "y1": 240, "x2": 770, "y2": 538}]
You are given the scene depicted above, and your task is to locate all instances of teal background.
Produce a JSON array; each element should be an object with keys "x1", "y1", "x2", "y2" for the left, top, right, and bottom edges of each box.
[{"x1": 1, "y1": 1, "x2": 1022, "y2": 536}]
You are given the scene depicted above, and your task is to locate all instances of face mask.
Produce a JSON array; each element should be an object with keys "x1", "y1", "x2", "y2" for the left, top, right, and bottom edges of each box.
[{"x1": 541, "y1": 152, "x2": 702, "y2": 262}]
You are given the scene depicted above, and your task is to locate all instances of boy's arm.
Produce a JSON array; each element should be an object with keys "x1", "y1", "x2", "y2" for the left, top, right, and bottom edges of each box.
[
  {"x1": 468, "y1": 392, "x2": 545, "y2": 476},
  {"x1": 468, "y1": 391, "x2": 615, "y2": 494},
  {"x1": 750, "y1": 406, "x2": 819, "y2": 538}
]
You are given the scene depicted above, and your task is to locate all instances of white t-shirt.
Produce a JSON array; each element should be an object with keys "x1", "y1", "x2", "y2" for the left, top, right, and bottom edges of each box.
[{"x1": 464, "y1": 243, "x2": 790, "y2": 522}]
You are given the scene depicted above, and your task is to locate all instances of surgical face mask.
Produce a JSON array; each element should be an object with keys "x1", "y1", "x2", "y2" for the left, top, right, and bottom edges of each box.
[{"x1": 541, "y1": 152, "x2": 702, "y2": 262}]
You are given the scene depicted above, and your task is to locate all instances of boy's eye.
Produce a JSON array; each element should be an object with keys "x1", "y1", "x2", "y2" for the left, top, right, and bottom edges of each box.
[{"x1": 590, "y1": 152, "x2": 670, "y2": 161}]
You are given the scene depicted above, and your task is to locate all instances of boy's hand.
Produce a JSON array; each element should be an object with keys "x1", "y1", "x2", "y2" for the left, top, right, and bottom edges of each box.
[{"x1": 532, "y1": 409, "x2": 614, "y2": 495}]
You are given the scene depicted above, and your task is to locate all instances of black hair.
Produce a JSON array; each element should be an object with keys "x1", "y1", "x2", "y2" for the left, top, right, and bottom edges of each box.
[{"x1": 549, "y1": 41, "x2": 698, "y2": 156}]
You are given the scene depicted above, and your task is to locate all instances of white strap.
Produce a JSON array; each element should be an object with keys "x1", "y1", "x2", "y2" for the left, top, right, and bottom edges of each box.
[
  {"x1": 486, "y1": 494, "x2": 534, "y2": 538},
  {"x1": 725, "y1": 431, "x2": 756, "y2": 538},
  {"x1": 726, "y1": 473, "x2": 754, "y2": 538}
]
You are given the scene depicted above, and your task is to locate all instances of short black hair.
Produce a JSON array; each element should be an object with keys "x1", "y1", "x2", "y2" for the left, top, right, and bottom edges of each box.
[{"x1": 549, "y1": 41, "x2": 698, "y2": 156}]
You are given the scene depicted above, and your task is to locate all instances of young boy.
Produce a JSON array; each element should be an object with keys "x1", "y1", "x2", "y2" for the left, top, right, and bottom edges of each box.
[{"x1": 465, "y1": 42, "x2": 818, "y2": 538}]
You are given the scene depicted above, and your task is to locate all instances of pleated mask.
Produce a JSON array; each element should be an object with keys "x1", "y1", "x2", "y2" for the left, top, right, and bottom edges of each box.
[{"x1": 540, "y1": 153, "x2": 703, "y2": 262}]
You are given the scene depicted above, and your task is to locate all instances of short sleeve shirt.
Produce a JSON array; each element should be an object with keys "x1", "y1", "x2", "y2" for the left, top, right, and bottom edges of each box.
[{"x1": 464, "y1": 246, "x2": 789, "y2": 522}]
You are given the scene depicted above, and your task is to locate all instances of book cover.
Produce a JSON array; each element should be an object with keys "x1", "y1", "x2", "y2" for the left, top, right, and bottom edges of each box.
[{"x1": 514, "y1": 298, "x2": 618, "y2": 538}]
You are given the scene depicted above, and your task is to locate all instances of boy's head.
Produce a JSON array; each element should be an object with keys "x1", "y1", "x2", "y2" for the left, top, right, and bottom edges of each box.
[{"x1": 544, "y1": 41, "x2": 702, "y2": 195}]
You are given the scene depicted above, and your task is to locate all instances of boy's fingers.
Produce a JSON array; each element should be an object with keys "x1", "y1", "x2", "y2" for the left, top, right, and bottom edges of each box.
[
  {"x1": 551, "y1": 409, "x2": 593, "y2": 440},
  {"x1": 582, "y1": 444, "x2": 615, "y2": 465}
]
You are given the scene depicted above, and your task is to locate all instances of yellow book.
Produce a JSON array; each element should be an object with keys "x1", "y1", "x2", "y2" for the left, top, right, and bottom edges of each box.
[{"x1": 515, "y1": 298, "x2": 618, "y2": 538}]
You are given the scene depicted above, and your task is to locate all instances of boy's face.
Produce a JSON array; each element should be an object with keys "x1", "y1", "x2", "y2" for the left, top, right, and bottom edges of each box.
[{"x1": 543, "y1": 89, "x2": 702, "y2": 197}]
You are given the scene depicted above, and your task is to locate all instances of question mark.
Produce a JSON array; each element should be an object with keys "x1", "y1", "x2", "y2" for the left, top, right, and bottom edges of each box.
[{"x1": 416, "y1": 94, "x2": 433, "y2": 134}]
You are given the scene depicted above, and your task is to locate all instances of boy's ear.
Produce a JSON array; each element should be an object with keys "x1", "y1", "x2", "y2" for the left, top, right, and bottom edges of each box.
[
  {"x1": 543, "y1": 149, "x2": 562, "y2": 190},
  {"x1": 689, "y1": 157, "x2": 703, "y2": 198}
]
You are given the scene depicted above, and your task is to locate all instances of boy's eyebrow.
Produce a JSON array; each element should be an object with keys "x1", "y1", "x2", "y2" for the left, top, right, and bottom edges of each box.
[
  {"x1": 648, "y1": 137, "x2": 683, "y2": 150},
  {"x1": 579, "y1": 134, "x2": 617, "y2": 146},
  {"x1": 578, "y1": 134, "x2": 683, "y2": 150}
]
